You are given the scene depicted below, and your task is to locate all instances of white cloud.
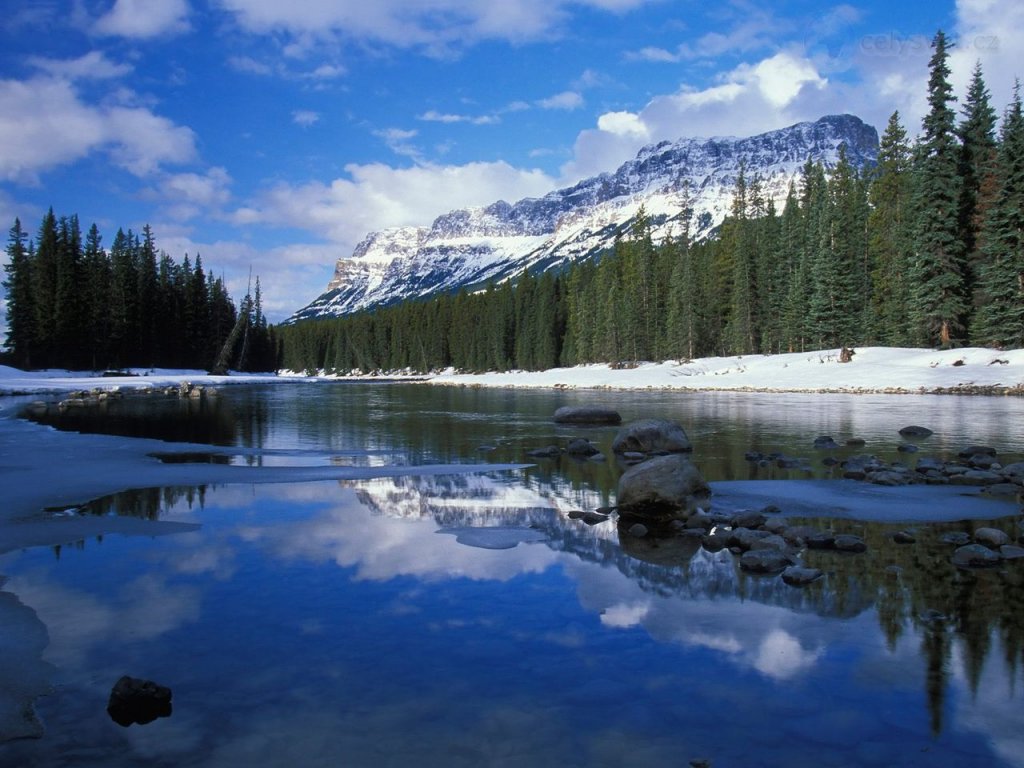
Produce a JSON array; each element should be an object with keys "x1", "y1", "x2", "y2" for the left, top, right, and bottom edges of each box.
[
  {"x1": 292, "y1": 110, "x2": 320, "y2": 127},
  {"x1": 27, "y1": 51, "x2": 133, "y2": 81},
  {"x1": 561, "y1": 50, "x2": 831, "y2": 183},
  {"x1": 0, "y1": 76, "x2": 197, "y2": 183},
  {"x1": 217, "y1": 0, "x2": 655, "y2": 52},
  {"x1": 537, "y1": 90, "x2": 584, "y2": 110},
  {"x1": 418, "y1": 110, "x2": 499, "y2": 125},
  {"x1": 374, "y1": 127, "x2": 421, "y2": 158},
  {"x1": 232, "y1": 159, "x2": 556, "y2": 252},
  {"x1": 228, "y1": 55, "x2": 273, "y2": 76},
  {"x1": 94, "y1": 0, "x2": 191, "y2": 39},
  {"x1": 146, "y1": 167, "x2": 233, "y2": 221},
  {"x1": 951, "y1": 0, "x2": 1024, "y2": 115}
]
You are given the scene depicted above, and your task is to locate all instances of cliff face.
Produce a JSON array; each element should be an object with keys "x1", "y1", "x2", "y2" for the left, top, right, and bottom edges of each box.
[{"x1": 289, "y1": 115, "x2": 878, "y2": 322}]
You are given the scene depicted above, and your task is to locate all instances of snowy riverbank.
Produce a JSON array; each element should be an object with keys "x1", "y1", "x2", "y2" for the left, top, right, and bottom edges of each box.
[{"x1": 423, "y1": 346, "x2": 1024, "y2": 394}]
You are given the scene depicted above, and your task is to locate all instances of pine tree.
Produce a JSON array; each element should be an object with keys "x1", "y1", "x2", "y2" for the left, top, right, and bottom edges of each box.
[
  {"x1": 909, "y1": 30, "x2": 967, "y2": 347},
  {"x1": 973, "y1": 83, "x2": 1024, "y2": 347},
  {"x1": 868, "y1": 112, "x2": 914, "y2": 345},
  {"x1": 2, "y1": 219, "x2": 34, "y2": 367}
]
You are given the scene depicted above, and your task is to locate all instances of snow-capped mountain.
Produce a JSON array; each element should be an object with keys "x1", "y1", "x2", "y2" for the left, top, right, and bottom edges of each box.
[{"x1": 289, "y1": 114, "x2": 878, "y2": 322}]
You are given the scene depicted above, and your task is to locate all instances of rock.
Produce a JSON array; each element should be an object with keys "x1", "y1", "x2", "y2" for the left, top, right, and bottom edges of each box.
[
  {"x1": 760, "y1": 504, "x2": 782, "y2": 515},
  {"x1": 806, "y1": 531, "x2": 837, "y2": 550},
  {"x1": 553, "y1": 406, "x2": 622, "y2": 425},
  {"x1": 744, "y1": 451, "x2": 764, "y2": 462},
  {"x1": 965, "y1": 453, "x2": 997, "y2": 469},
  {"x1": 781, "y1": 566, "x2": 824, "y2": 586},
  {"x1": 822, "y1": 456, "x2": 840, "y2": 467},
  {"x1": 627, "y1": 523, "x2": 649, "y2": 538},
  {"x1": 732, "y1": 511, "x2": 767, "y2": 529},
  {"x1": 702, "y1": 529, "x2": 731, "y2": 551},
  {"x1": 747, "y1": 534, "x2": 789, "y2": 552},
  {"x1": 948, "y1": 470, "x2": 1003, "y2": 486},
  {"x1": 974, "y1": 527, "x2": 1010, "y2": 548},
  {"x1": 869, "y1": 471, "x2": 910, "y2": 486},
  {"x1": 899, "y1": 425, "x2": 933, "y2": 437},
  {"x1": 893, "y1": 530, "x2": 917, "y2": 544},
  {"x1": 565, "y1": 438, "x2": 600, "y2": 457},
  {"x1": 813, "y1": 436, "x2": 839, "y2": 449},
  {"x1": 527, "y1": 445, "x2": 562, "y2": 458},
  {"x1": 782, "y1": 525, "x2": 825, "y2": 546},
  {"x1": 981, "y1": 483, "x2": 1022, "y2": 498},
  {"x1": 107, "y1": 676, "x2": 173, "y2": 727},
  {"x1": 589, "y1": 452, "x2": 607, "y2": 463},
  {"x1": 616, "y1": 454, "x2": 710, "y2": 516},
  {"x1": 621, "y1": 451, "x2": 646, "y2": 464},
  {"x1": 1000, "y1": 545, "x2": 1024, "y2": 560},
  {"x1": 727, "y1": 528, "x2": 777, "y2": 551},
  {"x1": 581, "y1": 512, "x2": 610, "y2": 525},
  {"x1": 915, "y1": 457, "x2": 945, "y2": 473},
  {"x1": 940, "y1": 531, "x2": 972, "y2": 546},
  {"x1": 834, "y1": 534, "x2": 868, "y2": 553},
  {"x1": 846, "y1": 438, "x2": 866, "y2": 447},
  {"x1": 896, "y1": 444, "x2": 918, "y2": 453},
  {"x1": 567, "y1": 510, "x2": 585, "y2": 520},
  {"x1": 1001, "y1": 461, "x2": 1024, "y2": 479},
  {"x1": 739, "y1": 549, "x2": 794, "y2": 574},
  {"x1": 951, "y1": 544, "x2": 1001, "y2": 568},
  {"x1": 959, "y1": 445, "x2": 997, "y2": 458},
  {"x1": 612, "y1": 419, "x2": 692, "y2": 455}
]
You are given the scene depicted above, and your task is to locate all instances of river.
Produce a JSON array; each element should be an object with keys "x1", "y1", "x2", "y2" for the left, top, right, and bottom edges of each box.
[{"x1": 2, "y1": 382, "x2": 1023, "y2": 767}]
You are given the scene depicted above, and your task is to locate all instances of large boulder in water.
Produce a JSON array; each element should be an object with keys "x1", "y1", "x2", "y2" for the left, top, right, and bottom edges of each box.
[
  {"x1": 612, "y1": 419, "x2": 692, "y2": 455},
  {"x1": 107, "y1": 676, "x2": 173, "y2": 727},
  {"x1": 553, "y1": 406, "x2": 622, "y2": 425},
  {"x1": 616, "y1": 454, "x2": 709, "y2": 516}
]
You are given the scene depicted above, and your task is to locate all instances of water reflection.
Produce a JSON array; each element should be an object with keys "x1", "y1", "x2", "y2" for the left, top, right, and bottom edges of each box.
[{"x1": 3, "y1": 472, "x2": 1022, "y2": 766}]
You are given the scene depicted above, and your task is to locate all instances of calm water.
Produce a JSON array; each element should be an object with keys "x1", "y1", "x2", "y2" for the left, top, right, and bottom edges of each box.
[{"x1": 3, "y1": 383, "x2": 1024, "y2": 767}]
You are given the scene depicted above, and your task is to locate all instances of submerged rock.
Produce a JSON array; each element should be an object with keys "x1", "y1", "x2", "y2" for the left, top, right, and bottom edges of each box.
[
  {"x1": 740, "y1": 549, "x2": 794, "y2": 574},
  {"x1": 566, "y1": 438, "x2": 600, "y2": 457},
  {"x1": 781, "y1": 565, "x2": 824, "y2": 586},
  {"x1": 553, "y1": 406, "x2": 622, "y2": 425},
  {"x1": 899, "y1": 425, "x2": 933, "y2": 438},
  {"x1": 951, "y1": 544, "x2": 1001, "y2": 568},
  {"x1": 974, "y1": 527, "x2": 1010, "y2": 549},
  {"x1": 107, "y1": 676, "x2": 173, "y2": 727}
]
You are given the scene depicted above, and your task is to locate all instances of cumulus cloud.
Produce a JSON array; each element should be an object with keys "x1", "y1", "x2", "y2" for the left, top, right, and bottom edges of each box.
[
  {"x1": 561, "y1": 50, "x2": 830, "y2": 183},
  {"x1": 951, "y1": 0, "x2": 1024, "y2": 114},
  {"x1": 0, "y1": 75, "x2": 197, "y2": 183},
  {"x1": 144, "y1": 167, "x2": 233, "y2": 221},
  {"x1": 94, "y1": 0, "x2": 191, "y2": 39},
  {"x1": 233, "y1": 159, "x2": 555, "y2": 250}
]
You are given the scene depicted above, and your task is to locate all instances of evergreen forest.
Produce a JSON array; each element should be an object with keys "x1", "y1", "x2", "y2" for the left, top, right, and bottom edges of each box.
[
  {"x1": 2, "y1": 211, "x2": 277, "y2": 372},
  {"x1": 276, "y1": 32, "x2": 1024, "y2": 375}
]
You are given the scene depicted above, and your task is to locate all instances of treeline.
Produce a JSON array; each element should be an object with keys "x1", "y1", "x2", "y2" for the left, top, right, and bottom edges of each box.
[
  {"x1": 276, "y1": 32, "x2": 1023, "y2": 375},
  {"x1": 3, "y1": 211, "x2": 277, "y2": 371}
]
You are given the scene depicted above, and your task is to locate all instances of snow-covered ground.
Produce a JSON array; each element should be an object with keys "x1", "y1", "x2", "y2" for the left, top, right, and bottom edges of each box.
[{"x1": 424, "y1": 346, "x2": 1024, "y2": 393}]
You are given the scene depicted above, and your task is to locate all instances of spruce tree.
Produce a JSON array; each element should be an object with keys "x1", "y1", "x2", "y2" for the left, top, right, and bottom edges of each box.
[
  {"x1": 2, "y1": 218, "x2": 34, "y2": 367},
  {"x1": 868, "y1": 112, "x2": 914, "y2": 344},
  {"x1": 973, "y1": 84, "x2": 1024, "y2": 347},
  {"x1": 909, "y1": 30, "x2": 967, "y2": 347}
]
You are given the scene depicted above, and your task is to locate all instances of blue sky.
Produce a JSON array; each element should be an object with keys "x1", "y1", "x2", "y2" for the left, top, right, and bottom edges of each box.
[{"x1": 1, "y1": 0, "x2": 1021, "y2": 325}]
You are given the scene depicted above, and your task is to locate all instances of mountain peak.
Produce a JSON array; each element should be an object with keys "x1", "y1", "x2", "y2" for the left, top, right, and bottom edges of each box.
[{"x1": 290, "y1": 114, "x2": 878, "y2": 323}]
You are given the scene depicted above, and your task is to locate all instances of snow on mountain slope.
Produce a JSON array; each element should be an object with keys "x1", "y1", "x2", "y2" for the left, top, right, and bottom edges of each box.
[{"x1": 289, "y1": 114, "x2": 878, "y2": 322}]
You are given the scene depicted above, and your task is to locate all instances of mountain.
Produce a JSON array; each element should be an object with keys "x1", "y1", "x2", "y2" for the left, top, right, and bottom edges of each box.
[{"x1": 289, "y1": 114, "x2": 878, "y2": 322}]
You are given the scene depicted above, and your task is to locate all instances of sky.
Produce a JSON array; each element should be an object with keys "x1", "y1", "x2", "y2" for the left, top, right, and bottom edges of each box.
[{"x1": 0, "y1": 0, "x2": 1022, "y2": 327}]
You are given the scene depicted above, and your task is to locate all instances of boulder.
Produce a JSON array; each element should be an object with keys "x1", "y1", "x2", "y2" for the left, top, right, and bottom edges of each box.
[
  {"x1": 893, "y1": 530, "x2": 917, "y2": 544},
  {"x1": 107, "y1": 676, "x2": 172, "y2": 727},
  {"x1": 834, "y1": 534, "x2": 868, "y2": 553},
  {"x1": 527, "y1": 445, "x2": 561, "y2": 459},
  {"x1": 616, "y1": 454, "x2": 709, "y2": 516},
  {"x1": 553, "y1": 406, "x2": 622, "y2": 425},
  {"x1": 951, "y1": 544, "x2": 1001, "y2": 568},
  {"x1": 565, "y1": 438, "x2": 600, "y2": 457},
  {"x1": 899, "y1": 425, "x2": 933, "y2": 437},
  {"x1": 740, "y1": 549, "x2": 794, "y2": 574},
  {"x1": 1000, "y1": 545, "x2": 1024, "y2": 560},
  {"x1": 940, "y1": 532, "x2": 972, "y2": 546},
  {"x1": 813, "y1": 436, "x2": 840, "y2": 449},
  {"x1": 781, "y1": 566, "x2": 824, "y2": 586},
  {"x1": 974, "y1": 527, "x2": 1010, "y2": 549},
  {"x1": 612, "y1": 419, "x2": 692, "y2": 455},
  {"x1": 732, "y1": 511, "x2": 767, "y2": 529},
  {"x1": 948, "y1": 470, "x2": 1003, "y2": 486}
]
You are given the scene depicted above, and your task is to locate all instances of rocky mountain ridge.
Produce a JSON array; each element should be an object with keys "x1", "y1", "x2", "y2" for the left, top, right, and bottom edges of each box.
[{"x1": 289, "y1": 114, "x2": 878, "y2": 322}]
